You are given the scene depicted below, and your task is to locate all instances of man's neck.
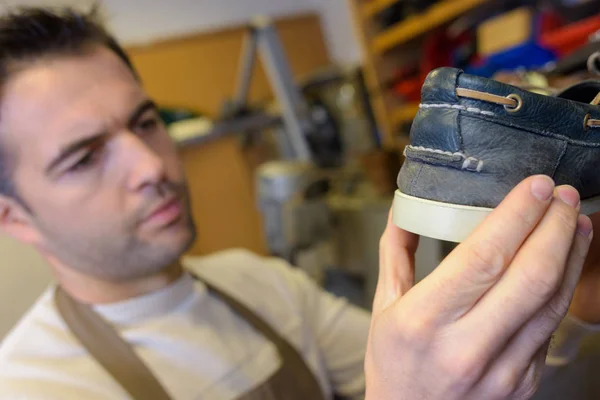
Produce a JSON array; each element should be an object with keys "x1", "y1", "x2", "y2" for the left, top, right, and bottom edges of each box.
[{"x1": 50, "y1": 260, "x2": 184, "y2": 305}]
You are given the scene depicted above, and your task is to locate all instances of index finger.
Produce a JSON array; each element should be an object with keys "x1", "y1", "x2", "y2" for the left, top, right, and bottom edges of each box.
[{"x1": 410, "y1": 175, "x2": 555, "y2": 323}]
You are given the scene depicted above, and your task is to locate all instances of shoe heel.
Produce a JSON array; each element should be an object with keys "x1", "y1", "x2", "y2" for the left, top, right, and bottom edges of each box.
[{"x1": 392, "y1": 190, "x2": 493, "y2": 243}]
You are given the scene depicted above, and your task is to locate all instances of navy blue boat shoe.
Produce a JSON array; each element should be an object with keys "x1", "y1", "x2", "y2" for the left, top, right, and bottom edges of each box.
[{"x1": 393, "y1": 67, "x2": 600, "y2": 242}]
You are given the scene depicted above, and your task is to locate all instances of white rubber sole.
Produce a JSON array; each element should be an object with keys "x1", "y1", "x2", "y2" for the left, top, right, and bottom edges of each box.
[{"x1": 392, "y1": 190, "x2": 600, "y2": 243}]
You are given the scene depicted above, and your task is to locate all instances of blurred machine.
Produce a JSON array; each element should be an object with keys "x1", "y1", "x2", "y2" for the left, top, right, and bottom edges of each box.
[
  {"x1": 223, "y1": 16, "x2": 393, "y2": 293},
  {"x1": 256, "y1": 161, "x2": 331, "y2": 262},
  {"x1": 222, "y1": 17, "x2": 419, "y2": 302},
  {"x1": 225, "y1": 17, "x2": 338, "y2": 273}
]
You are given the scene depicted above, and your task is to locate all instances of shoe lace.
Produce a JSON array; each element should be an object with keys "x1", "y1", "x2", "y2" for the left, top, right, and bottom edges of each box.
[
  {"x1": 452, "y1": 56, "x2": 600, "y2": 129},
  {"x1": 588, "y1": 52, "x2": 600, "y2": 106}
]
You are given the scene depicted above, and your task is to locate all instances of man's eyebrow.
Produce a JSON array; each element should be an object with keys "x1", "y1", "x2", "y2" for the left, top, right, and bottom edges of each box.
[
  {"x1": 45, "y1": 133, "x2": 107, "y2": 175},
  {"x1": 45, "y1": 100, "x2": 158, "y2": 175},
  {"x1": 127, "y1": 99, "x2": 158, "y2": 128}
]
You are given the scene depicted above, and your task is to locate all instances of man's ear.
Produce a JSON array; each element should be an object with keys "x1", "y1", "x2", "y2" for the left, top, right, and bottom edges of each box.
[{"x1": 0, "y1": 195, "x2": 41, "y2": 245}]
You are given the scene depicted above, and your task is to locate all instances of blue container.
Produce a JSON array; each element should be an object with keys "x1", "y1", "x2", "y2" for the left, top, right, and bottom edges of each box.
[{"x1": 464, "y1": 12, "x2": 558, "y2": 77}]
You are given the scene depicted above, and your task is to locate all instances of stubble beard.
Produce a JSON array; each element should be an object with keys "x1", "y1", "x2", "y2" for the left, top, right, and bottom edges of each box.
[{"x1": 39, "y1": 181, "x2": 197, "y2": 282}]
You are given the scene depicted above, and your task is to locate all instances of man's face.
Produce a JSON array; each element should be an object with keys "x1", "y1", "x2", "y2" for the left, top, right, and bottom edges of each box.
[{"x1": 0, "y1": 47, "x2": 196, "y2": 281}]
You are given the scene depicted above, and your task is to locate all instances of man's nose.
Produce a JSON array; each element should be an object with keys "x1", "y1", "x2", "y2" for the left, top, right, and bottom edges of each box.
[{"x1": 121, "y1": 133, "x2": 166, "y2": 192}]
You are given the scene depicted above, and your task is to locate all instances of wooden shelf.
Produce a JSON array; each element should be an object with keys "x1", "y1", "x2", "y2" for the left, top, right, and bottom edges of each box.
[
  {"x1": 351, "y1": 0, "x2": 487, "y2": 146},
  {"x1": 391, "y1": 103, "x2": 420, "y2": 126},
  {"x1": 373, "y1": 0, "x2": 488, "y2": 54},
  {"x1": 350, "y1": 0, "x2": 396, "y2": 147},
  {"x1": 362, "y1": 0, "x2": 397, "y2": 19}
]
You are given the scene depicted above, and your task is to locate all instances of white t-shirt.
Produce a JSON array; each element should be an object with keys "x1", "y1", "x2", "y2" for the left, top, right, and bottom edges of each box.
[{"x1": 0, "y1": 249, "x2": 370, "y2": 400}]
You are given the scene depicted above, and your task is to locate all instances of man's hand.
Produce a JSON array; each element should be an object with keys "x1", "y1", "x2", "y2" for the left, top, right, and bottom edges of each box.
[{"x1": 365, "y1": 175, "x2": 593, "y2": 400}]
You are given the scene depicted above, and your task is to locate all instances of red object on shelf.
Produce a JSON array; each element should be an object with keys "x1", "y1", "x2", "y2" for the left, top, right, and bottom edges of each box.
[
  {"x1": 393, "y1": 78, "x2": 423, "y2": 102},
  {"x1": 540, "y1": 14, "x2": 600, "y2": 57},
  {"x1": 421, "y1": 29, "x2": 454, "y2": 75},
  {"x1": 392, "y1": 29, "x2": 467, "y2": 101}
]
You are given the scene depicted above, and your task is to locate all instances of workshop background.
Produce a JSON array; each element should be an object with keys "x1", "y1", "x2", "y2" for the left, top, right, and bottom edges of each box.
[{"x1": 2, "y1": 3, "x2": 600, "y2": 389}]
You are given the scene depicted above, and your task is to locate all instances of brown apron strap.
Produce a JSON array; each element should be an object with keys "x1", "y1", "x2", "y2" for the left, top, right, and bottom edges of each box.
[
  {"x1": 54, "y1": 272, "x2": 325, "y2": 400},
  {"x1": 54, "y1": 286, "x2": 173, "y2": 400}
]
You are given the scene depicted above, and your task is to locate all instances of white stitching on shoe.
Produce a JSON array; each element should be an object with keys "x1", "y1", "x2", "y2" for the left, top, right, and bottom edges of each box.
[
  {"x1": 461, "y1": 157, "x2": 485, "y2": 172},
  {"x1": 422, "y1": 101, "x2": 600, "y2": 143},
  {"x1": 420, "y1": 103, "x2": 496, "y2": 117},
  {"x1": 476, "y1": 160, "x2": 484, "y2": 172},
  {"x1": 455, "y1": 87, "x2": 599, "y2": 132},
  {"x1": 408, "y1": 145, "x2": 465, "y2": 157},
  {"x1": 407, "y1": 145, "x2": 484, "y2": 172}
]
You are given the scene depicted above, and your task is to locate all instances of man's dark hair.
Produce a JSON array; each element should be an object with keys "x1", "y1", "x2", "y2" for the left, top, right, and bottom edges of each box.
[{"x1": 0, "y1": 6, "x2": 137, "y2": 200}]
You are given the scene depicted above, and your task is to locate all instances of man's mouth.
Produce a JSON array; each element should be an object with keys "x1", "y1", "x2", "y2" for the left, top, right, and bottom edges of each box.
[{"x1": 142, "y1": 196, "x2": 183, "y2": 228}]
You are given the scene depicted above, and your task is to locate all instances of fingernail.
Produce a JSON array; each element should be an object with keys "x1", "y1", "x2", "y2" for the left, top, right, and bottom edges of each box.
[
  {"x1": 557, "y1": 186, "x2": 580, "y2": 208},
  {"x1": 577, "y1": 214, "x2": 594, "y2": 238},
  {"x1": 531, "y1": 175, "x2": 554, "y2": 201}
]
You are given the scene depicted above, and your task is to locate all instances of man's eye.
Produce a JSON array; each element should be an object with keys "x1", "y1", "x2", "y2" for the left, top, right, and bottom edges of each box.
[
  {"x1": 69, "y1": 149, "x2": 102, "y2": 172},
  {"x1": 136, "y1": 117, "x2": 159, "y2": 134}
]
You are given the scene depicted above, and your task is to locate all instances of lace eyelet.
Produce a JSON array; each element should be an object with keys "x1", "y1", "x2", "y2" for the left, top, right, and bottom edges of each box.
[
  {"x1": 584, "y1": 113, "x2": 591, "y2": 131},
  {"x1": 504, "y1": 94, "x2": 523, "y2": 113},
  {"x1": 587, "y1": 51, "x2": 600, "y2": 75}
]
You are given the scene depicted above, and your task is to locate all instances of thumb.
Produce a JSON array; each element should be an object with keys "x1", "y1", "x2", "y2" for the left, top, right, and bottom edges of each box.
[{"x1": 372, "y1": 207, "x2": 419, "y2": 318}]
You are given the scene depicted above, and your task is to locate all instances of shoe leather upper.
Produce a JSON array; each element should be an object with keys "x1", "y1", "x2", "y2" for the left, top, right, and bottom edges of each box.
[
  {"x1": 417, "y1": 67, "x2": 600, "y2": 149},
  {"x1": 398, "y1": 67, "x2": 600, "y2": 208}
]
